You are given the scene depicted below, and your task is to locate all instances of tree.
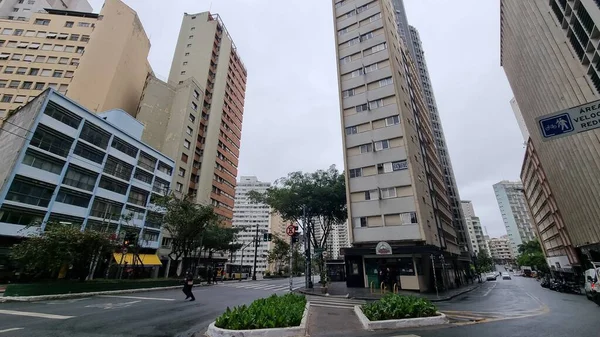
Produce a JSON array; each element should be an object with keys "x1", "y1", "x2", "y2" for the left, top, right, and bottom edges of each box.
[
  {"x1": 517, "y1": 240, "x2": 548, "y2": 273},
  {"x1": 150, "y1": 195, "x2": 222, "y2": 277},
  {"x1": 249, "y1": 165, "x2": 347, "y2": 284},
  {"x1": 12, "y1": 222, "x2": 116, "y2": 281},
  {"x1": 476, "y1": 250, "x2": 493, "y2": 273},
  {"x1": 268, "y1": 236, "x2": 290, "y2": 274}
]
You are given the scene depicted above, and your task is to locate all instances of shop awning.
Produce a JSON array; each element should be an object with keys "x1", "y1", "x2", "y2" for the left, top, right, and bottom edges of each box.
[{"x1": 113, "y1": 253, "x2": 162, "y2": 266}]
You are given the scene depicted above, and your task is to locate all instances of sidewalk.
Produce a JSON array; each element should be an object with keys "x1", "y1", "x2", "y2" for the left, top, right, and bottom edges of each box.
[{"x1": 299, "y1": 280, "x2": 484, "y2": 302}]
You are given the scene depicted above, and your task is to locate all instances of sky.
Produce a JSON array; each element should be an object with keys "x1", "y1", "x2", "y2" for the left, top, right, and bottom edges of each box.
[{"x1": 88, "y1": 0, "x2": 525, "y2": 238}]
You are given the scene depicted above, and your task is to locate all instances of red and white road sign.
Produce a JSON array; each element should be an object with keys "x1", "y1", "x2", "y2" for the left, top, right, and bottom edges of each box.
[{"x1": 286, "y1": 224, "x2": 296, "y2": 236}]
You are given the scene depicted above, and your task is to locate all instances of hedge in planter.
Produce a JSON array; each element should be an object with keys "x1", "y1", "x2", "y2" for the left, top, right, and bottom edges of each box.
[
  {"x1": 215, "y1": 293, "x2": 306, "y2": 330},
  {"x1": 361, "y1": 294, "x2": 438, "y2": 321}
]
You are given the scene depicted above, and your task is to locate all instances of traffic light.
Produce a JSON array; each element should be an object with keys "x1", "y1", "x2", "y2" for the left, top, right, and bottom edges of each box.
[
  {"x1": 263, "y1": 233, "x2": 272, "y2": 242},
  {"x1": 292, "y1": 232, "x2": 300, "y2": 243}
]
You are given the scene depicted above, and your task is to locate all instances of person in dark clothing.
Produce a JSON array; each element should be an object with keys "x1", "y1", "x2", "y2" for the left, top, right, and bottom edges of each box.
[
  {"x1": 213, "y1": 269, "x2": 218, "y2": 284},
  {"x1": 183, "y1": 271, "x2": 195, "y2": 301}
]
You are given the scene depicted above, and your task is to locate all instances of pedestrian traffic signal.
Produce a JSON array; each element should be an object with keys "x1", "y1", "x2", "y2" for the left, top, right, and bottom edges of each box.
[
  {"x1": 292, "y1": 232, "x2": 300, "y2": 243},
  {"x1": 263, "y1": 233, "x2": 272, "y2": 241}
]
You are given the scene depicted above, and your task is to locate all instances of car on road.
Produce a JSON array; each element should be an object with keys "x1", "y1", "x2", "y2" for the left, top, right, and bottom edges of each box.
[
  {"x1": 502, "y1": 272, "x2": 511, "y2": 280},
  {"x1": 486, "y1": 273, "x2": 497, "y2": 281}
]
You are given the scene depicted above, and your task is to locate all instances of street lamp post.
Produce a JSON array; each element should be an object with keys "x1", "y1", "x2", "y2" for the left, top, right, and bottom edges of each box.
[{"x1": 252, "y1": 221, "x2": 259, "y2": 281}]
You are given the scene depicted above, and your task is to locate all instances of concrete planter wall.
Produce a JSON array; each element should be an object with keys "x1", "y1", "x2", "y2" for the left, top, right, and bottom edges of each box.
[
  {"x1": 204, "y1": 302, "x2": 310, "y2": 337},
  {"x1": 354, "y1": 305, "x2": 448, "y2": 330}
]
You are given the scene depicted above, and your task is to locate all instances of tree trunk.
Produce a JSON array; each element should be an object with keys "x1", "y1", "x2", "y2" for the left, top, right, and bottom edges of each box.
[{"x1": 164, "y1": 259, "x2": 172, "y2": 278}]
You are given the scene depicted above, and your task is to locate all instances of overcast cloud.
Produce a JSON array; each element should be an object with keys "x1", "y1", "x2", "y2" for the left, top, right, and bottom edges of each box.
[{"x1": 89, "y1": 0, "x2": 524, "y2": 238}]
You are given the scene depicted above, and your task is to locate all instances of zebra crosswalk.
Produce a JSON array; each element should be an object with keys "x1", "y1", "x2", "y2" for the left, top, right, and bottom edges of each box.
[
  {"x1": 305, "y1": 295, "x2": 366, "y2": 309},
  {"x1": 216, "y1": 282, "x2": 303, "y2": 293}
]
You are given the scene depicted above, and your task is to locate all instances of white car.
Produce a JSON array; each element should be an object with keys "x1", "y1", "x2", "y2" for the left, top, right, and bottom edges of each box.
[
  {"x1": 502, "y1": 272, "x2": 511, "y2": 280},
  {"x1": 486, "y1": 273, "x2": 497, "y2": 281}
]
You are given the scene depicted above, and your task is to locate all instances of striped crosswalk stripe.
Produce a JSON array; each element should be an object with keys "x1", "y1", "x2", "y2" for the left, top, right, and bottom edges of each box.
[
  {"x1": 306, "y1": 295, "x2": 366, "y2": 309},
  {"x1": 217, "y1": 282, "x2": 292, "y2": 292}
]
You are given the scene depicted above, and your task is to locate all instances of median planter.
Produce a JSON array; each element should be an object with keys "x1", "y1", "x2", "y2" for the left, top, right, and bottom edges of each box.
[
  {"x1": 205, "y1": 293, "x2": 309, "y2": 337},
  {"x1": 355, "y1": 294, "x2": 448, "y2": 330}
]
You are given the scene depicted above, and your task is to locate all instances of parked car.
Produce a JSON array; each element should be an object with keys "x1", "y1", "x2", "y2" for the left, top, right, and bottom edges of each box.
[
  {"x1": 584, "y1": 268, "x2": 600, "y2": 301},
  {"x1": 486, "y1": 273, "x2": 497, "y2": 281},
  {"x1": 502, "y1": 272, "x2": 511, "y2": 280}
]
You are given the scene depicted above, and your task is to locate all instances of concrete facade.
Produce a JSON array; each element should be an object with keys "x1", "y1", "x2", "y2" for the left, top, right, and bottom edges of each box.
[
  {"x1": 500, "y1": 0, "x2": 600, "y2": 260},
  {"x1": 488, "y1": 236, "x2": 515, "y2": 262},
  {"x1": 230, "y1": 176, "x2": 271, "y2": 274},
  {"x1": 165, "y1": 12, "x2": 246, "y2": 224},
  {"x1": 333, "y1": 0, "x2": 462, "y2": 292},
  {"x1": 0, "y1": 0, "x2": 92, "y2": 21},
  {"x1": 521, "y1": 138, "x2": 579, "y2": 272},
  {"x1": 391, "y1": 0, "x2": 470, "y2": 259},
  {"x1": 0, "y1": 89, "x2": 174, "y2": 249},
  {"x1": 510, "y1": 97, "x2": 529, "y2": 142},
  {"x1": 460, "y1": 201, "x2": 487, "y2": 256},
  {"x1": 0, "y1": 0, "x2": 152, "y2": 118},
  {"x1": 493, "y1": 181, "x2": 537, "y2": 255}
]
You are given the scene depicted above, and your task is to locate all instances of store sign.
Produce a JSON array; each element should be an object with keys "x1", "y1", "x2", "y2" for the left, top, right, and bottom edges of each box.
[{"x1": 375, "y1": 242, "x2": 392, "y2": 255}]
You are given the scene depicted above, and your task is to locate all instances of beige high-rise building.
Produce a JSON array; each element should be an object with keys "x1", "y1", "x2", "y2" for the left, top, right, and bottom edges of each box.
[
  {"x1": 332, "y1": 0, "x2": 461, "y2": 292},
  {"x1": 501, "y1": 0, "x2": 600, "y2": 265},
  {"x1": 139, "y1": 12, "x2": 246, "y2": 224},
  {"x1": 488, "y1": 236, "x2": 515, "y2": 263},
  {"x1": 0, "y1": 0, "x2": 93, "y2": 21},
  {"x1": 0, "y1": 0, "x2": 151, "y2": 119}
]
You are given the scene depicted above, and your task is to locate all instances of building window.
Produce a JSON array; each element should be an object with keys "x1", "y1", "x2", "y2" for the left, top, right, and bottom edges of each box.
[
  {"x1": 355, "y1": 103, "x2": 368, "y2": 113},
  {"x1": 193, "y1": 90, "x2": 200, "y2": 99},
  {"x1": 359, "y1": 144, "x2": 372, "y2": 153},
  {"x1": 392, "y1": 160, "x2": 408, "y2": 171},
  {"x1": 186, "y1": 126, "x2": 193, "y2": 135},
  {"x1": 181, "y1": 153, "x2": 188, "y2": 163},
  {"x1": 73, "y1": 142, "x2": 104, "y2": 164},
  {"x1": 349, "y1": 168, "x2": 362, "y2": 178},
  {"x1": 178, "y1": 168, "x2": 186, "y2": 177},
  {"x1": 22, "y1": 150, "x2": 64, "y2": 174},
  {"x1": 8, "y1": 80, "x2": 19, "y2": 88},
  {"x1": 379, "y1": 77, "x2": 393, "y2": 87},
  {"x1": 34, "y1": 82, "x2": 45, "y2": 90},
  {"x1": 133, "y1": 168, "x2": 153, "y2": 184},
  {"x1": 364, "y1": 190, "x2": 377, "y2": 201},
  {"x1": 137, "y1": 152, "x2": 157, "y2": 171},
  {"x1": 364, "y1": 63, "x2": 378, "y2": 73},
  {"x1": 81, "y1": 35, "x2": 90, "y2": 42},
  {"x1": 380, "y1": 187, "x2": 396, "y2": 199},
  {"x1": 353, "y1": 217, "x2": 367, "y2": 228},
  {"x1": 340, "y1": 55, "x2": 352, "y2": 65},
  {"x1": 347, "y1": 37, "x2": 359, "y2": 47},
  {"x1": 14, "y1": 95, "x2": 26, "y2": 103},
  {"x1": 21, "y1": 81, "x2": 32, "y2": 89},
  {"x1": 400, "y1": 212, "x2": 418, "y2": 224},
  {"x1": 1, "y1": 94, "x2": 13, "y2": 103},
  {"x1": 6, "y1": 179, "x2": 54, "y2": 207},
  {"x1": 360, "y1": 32, "x2": 374, "y2": 42},
  {"x1": 374, "y1": 139, "x2": 389, "y2": 151},
  {"x1": 342, "y1": 88, "x2": 355, "y2": 98},
  {"x1": 385, "y1": 115, "x2": 400, "y2": 126},
  {"x1": 378, "y1": 162, "x2": 392, "y2": 174},
  {"x1": 62, "y1": 167, "x2": 97, "y2": 191},
  {"x1": 351, "y1": 68, "x2": 363, "y2": 78},
  {"x1": 369, "y1": 99, "x2": 384, "y2": 110},
  {"x1": 99, "y1": 176, "x2": 127, "y2": 195},
  {"x1": 3, "y1": 66, "x2": 15, "y2": 74},
  {"x1": 127, "y1": 188, "x2": 148, "y2": 207},
  {"x1": 78, "y1": 22, "x2": 91, "y2": 27},
  {"x1": 111, "y1": 137, "x2": 139, "y2": 158},
  {"x1": 191, "y1": 101, "x2": 198, "y2": 110},
  {"x1": 65, "y1": 21, "x2": 74, "y2": 28},
  {"x1": 80, "y1": 122, "x2": 111, "y2": 149},
  {"x1": 34, "y1": 19, "x2": 50, "y2": 25},
  {"x1": 345, "y1": 126, "x2": 357, "y2": 135},
  {"x1": 189, "y1": 114, "x2": 196, "y2": 123},
  {"x1": 29, "y1": 68, "x2": 39, "y2": 75},
  {"x1": 52, "y1": 70, "x2": 63, "y2": 78},
  {"x1": 187, "y1": 44, "x2": 192, "y2": 48},
  {"x1": 183, "y1": 139, "x2": 191, "y2": 149},
  {"x1": 176, "y1": 183, "x2": 183, "y2": 192}
]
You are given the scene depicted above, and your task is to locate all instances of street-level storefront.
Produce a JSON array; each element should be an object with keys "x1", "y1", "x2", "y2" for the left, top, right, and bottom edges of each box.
[{"x1": 342, "y1": 242, "x2": 463, "y2": 293}]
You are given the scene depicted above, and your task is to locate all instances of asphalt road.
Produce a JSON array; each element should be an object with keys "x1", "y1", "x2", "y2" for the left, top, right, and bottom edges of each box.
[
  {"x1": 343, "y1": 271, "x2": 600, "y2": 337},
  {"x1": 0, "y1": 277, "x2": 306, "y2": 337}
]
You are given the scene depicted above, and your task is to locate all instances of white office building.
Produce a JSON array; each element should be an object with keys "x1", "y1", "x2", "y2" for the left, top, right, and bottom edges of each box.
[
  {"x1": 460, "y1": 201, "x2": 487, "y2": 256},
  {"x1": 231, "y1": 176, "x2": 272, "y2": 274},
  {"x1": 0, "y1": 0, "x2": 92, "y2": 21},
  {"x1": 0, "y1": 89, "x2": 175, "y2": 250},
  {"x1": 493, "y1": 181, "x2": 537, "y2": 255}
]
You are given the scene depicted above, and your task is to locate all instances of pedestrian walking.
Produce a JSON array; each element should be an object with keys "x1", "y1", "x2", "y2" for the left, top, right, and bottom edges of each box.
[
  {"x1": 182, "y1": 271, "x2": 195, "y2": 301},
  {"x1": 213, "y1": 268, "x2": 218, "y2": 284}
]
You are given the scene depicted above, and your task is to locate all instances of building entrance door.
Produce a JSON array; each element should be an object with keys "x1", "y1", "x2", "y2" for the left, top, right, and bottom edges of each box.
[{"x1": 345, "y1": 256, "x2": 364, "y2": 288}]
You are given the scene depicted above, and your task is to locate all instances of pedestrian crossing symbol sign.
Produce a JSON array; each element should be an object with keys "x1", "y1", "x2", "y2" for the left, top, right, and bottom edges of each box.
[{"x1": 539, "y1": 113, "x2": 574, "y2": 139}]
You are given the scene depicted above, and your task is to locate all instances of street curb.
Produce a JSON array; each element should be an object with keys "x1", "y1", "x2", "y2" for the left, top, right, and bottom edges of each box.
[
  {"x1": 354, "y1": 305, "x2": 448, "y2": 330},
  {"x1": 203, "y1": 301, "x2": 310, "y2": 337},
  {"x1": 430, "y1": 282, "x2": 484, "y2": 302},
  {"x1": 0, "y1": 283, "x2": 211, "y2": 303}
]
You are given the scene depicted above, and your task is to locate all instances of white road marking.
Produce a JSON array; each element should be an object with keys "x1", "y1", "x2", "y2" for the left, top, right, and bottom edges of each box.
[
  {"x1": 0, "y1": 328, "x2": 24, "y2": 334},
  {"x1": 85, "y1": 300, "x2": 141, "y2": 310},
  {"x1": 99, "y1": 295, "x2": 175, "y2": 301},
  {"x1": 483, "y1": 283, "x2": 497, "y2": 296},
  {"x1": 0, "y1": 309, "x2": 74, "y2": 320},
  {"x1": 310, "y1": 303, "x2": 355, "y2": 309}
]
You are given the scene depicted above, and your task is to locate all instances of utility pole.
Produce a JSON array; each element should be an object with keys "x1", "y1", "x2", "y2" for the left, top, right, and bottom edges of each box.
[
  {"x1": 289, "y1": 229, "x2": 294, "y2": 292},
  {"x1": 304, "y1": 205, "x2": 313, "y2": 289},
  {"x1": 252, "y1": 221, "x2": 259, "y2": 281}
]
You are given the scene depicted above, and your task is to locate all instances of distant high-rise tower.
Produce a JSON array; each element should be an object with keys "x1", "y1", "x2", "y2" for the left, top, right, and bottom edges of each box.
[
  {"x1": 390, "y1": 0, "x2": 471, "y2": 259},
  {"x1": 333, "y1": 0, "x2": 463, "y2": 292},
  {"x1": 493, "y1": 181, "x2": 537, "y2": 255}
]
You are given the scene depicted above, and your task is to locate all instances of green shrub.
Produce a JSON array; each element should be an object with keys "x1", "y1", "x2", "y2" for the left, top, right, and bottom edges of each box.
[
  {"x1": 361, "y1": 294, "x2": 438, "y2": 321},
  {"x1": 215, "y1": 293, "x2": 306, "y2": 330}
]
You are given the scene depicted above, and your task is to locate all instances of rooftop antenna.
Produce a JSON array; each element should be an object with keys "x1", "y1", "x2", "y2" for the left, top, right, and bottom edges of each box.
[{"x1": 209, "y1": 2, "x2": 213, "y2": 12}]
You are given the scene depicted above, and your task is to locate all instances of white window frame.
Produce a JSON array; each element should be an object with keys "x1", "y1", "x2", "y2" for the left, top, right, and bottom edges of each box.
[
  {"x1": 369, "y1": 99, "x2": 384, "y2": 110},
  {"x1": 379, "y1": 162, "x2": 393, "y2": 173},
  {"x1": 340, "y1": 55, "x2": 352, "y2": 65},
  {"x1": 385, "y1": 115, "x2": 400, "y2": 126},
  {"x1": 359, "y1": 144, "x2": 372, "y2": 153},
  {"x1": 355, "y1": 103, "x2": 368, "y2": 112},
  {"x1": 364, "y1": 63, "x2": 378, "y2": 73},
  {"x1": 347, "y1": 37, "x2": 359, "y2": 47},
  {"x1": 369, "y1": 13, "x2": 382, "y2": 22},
  {"x1": 360, "y1": 32, "x2": 373, "y2": 42},
  {"x1": 351, "y1": 68, "x2": 364, "y2": 78},
  {"x1": 345, "y1": 126, "x2": 358, "y2": 135},
  {"x1": 380, "y1": 187, "x2": 396, "y2": 199},
  {"x1": 364, "y1": 190, "x2": 377, "y2": 201},
  {"x1": 342, "y1": 88, "x2": 355, "y2": 98},
  {"x1": 379, "y1": 77, "x2": 393, "y2": 87},
  {"x1": 374, "y1": 139, "x2": 390, "y2": 151},
  {"x1": 349, "y1": 168, "x2": 362, "y2": 178}
]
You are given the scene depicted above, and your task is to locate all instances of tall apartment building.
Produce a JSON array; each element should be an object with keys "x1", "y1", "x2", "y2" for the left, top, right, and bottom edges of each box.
[
  {"x1": 312, "y1": 219, "x2": 351, "y2": 260},
  {"x1": 488, "y1": 236, "x2": 515, "y2": 263},
  {"x1": 160, "y1": 12, "x2": 247, "y2": 223},
  {"x1": 460, "y1": 201, "x2": 487, "y2": 256},
  {"x1": 521, "y1": 139, "x2": 578, "y2": 272},
  {"x1": 333, "y1": 0, "x2": 462, "y2": 292},
  {"x1": 0, "y1": 0, "x2": 152, "y2": 119},
  {"x1": 493, "y1": 181, "x2": 537, "y2": 255},
  {"x1": 0, "y1": 89, "x2": 174, "y2": 258},
  {"x1": 500, "y1": 0, "x2": 600, "y2": 264},
  {"x1": 0, "y1": 0, "x2": 93, "y2": 21},
  {"x1": 391, "y1": 0, "x2": 470, "y2": 259},
  {"x1": 230, "y1": 176, "x2": 271, "y2": 274}
]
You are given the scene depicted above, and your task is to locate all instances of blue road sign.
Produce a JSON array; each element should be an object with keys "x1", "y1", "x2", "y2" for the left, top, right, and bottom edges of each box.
[{"x1": 539, "y1": 113, "x2": 574, "y2": 138}]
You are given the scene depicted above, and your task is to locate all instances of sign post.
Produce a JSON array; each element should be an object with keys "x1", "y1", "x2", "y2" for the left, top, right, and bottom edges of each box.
[
  {"x1": 536, "y1": 99, "x2": 600, "y2": 141},
  {"x1": 287, "y1": 224, "x2": 296, "y2": 292}
]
